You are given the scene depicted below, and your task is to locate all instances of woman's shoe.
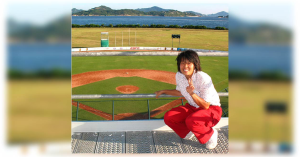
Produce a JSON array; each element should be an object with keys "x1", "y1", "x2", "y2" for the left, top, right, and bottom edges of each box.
[
  {"x1": 206, "y1": 128, "x2": 218, "y2": 149},
  {"x1": 184, "y1": 131, "x2": 195, "y2": 140}
]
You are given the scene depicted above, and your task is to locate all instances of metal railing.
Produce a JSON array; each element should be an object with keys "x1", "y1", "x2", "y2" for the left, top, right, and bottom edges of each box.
[{"x1": 72, "y1": 93, "x2": 228, "y2": 121}]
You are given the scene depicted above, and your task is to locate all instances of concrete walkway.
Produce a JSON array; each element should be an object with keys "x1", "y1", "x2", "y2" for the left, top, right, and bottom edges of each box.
[{"x1": 72, "y1": 129, "x2": 228, "y2": 154}]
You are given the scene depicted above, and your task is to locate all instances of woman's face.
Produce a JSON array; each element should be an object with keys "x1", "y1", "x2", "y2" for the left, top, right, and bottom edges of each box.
[{"x1": 180, "y1": 59, "x2": 195, "y2": 77}]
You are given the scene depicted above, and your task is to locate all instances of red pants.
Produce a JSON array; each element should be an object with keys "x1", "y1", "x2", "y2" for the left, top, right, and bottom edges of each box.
[{"x1": 164, "y1": 103, "x2": 222, "y2": 144}]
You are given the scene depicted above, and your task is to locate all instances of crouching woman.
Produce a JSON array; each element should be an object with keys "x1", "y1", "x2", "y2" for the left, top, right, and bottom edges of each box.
[{"x1": 155, "y1": 50, "x2": 222, "y2": 149}]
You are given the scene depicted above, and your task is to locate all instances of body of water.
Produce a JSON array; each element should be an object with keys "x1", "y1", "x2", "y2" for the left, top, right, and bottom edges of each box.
[
  {"x1": 8, "y1": 43, "x2": 291, "y2": 79},
  {"x1": 72, "y1": 16, "x2": 228, "y2": 28},
  {"x1": 8, "y1": 43, "x2": 71, "y2": 71},
  {"x1": 229, "y1": 44, "x2": 292, "y2": 77}
]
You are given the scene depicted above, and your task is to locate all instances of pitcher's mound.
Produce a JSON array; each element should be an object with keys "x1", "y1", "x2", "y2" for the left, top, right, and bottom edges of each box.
[{"x1": 116, "y1": 85, "x2": 139, "y2": 94}]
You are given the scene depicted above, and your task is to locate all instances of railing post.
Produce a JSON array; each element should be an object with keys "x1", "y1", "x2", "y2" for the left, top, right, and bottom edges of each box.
[
  {"x1": 147, "y1": 99, "x2": 150, "y2": 120},
  {"x1": 76, "y1": 101, "x2": 79, "y2": 121},
  {"x1": 222, "y1": 110, "x2": 226, "y2": 117},
  {"x1": 112, "y1": 100, "x2": 114, "y2": 121}
]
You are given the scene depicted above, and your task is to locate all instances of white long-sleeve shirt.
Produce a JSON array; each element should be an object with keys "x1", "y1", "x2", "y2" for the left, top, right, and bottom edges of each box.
[{"x1": 175, "y1": 71, "x2": 221, "y2": 108}]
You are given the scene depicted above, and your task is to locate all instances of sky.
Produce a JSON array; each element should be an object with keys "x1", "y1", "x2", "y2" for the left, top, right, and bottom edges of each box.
[
  {"x1": 5, "y1": 0, "x2": 294, "y2": 29},
  {"x1": 230, "y1": 3, "x2": 293, "y2": 29},
  {"x1": 7, "y1": 2, "x2": 71, "y2": 26}
]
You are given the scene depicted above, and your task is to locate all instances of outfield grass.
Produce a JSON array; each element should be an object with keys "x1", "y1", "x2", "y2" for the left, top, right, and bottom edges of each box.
[{"x1": 72, "y1": 28, "x2": 228, "y2": 51}]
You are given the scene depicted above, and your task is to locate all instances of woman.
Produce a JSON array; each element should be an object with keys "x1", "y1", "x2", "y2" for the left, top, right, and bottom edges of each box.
[{"x1": 155, "y1": 50, "x2": 222, "y2": 149}]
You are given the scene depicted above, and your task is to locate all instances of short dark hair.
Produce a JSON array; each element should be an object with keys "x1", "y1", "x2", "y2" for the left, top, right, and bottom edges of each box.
[{"x1": 176, "y1": 50, "x2": 201, "y2": 72}]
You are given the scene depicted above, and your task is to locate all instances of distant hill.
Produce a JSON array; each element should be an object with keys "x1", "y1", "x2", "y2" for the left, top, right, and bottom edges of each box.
[
  {"x1": 73, "y1": 5, "x2": 145, "y2": 16},
  {"x1": 206, "y1": 11, "x2": 228, "y2": 17},
  {"x1": 135, "y1": 6, "x2": 170, "y2": 12},
  {"x1": 9, "y1": 16, "x2": 71, "y2": 42},
  {"x1": 185, "y1": 11, "x2": 204, "y2": 16},
  {"x1": 72, "y1": 5, "x2": 196, "y2": 17},
  {"x1": 91, "y1": 5, "x2": 113, "y2": 11},
  {"x1": 72, "y1": 8, "x2": 84, "y2": 14},
  {"x1": 8, "y1": 19, "x2": 32, "y2": 35},
  {"x1": 229, "y1": 15, "x2": 291, "y2": 45}
]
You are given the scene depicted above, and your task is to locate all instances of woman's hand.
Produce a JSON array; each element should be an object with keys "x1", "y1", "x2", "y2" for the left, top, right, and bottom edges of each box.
[
  {"x1": 155, "y1": 90, "x2": 164, "y2": 99},
  {"x1": 186, "y1": 78, "x2": 195, "y2": 95},
  {"x1": 155, "y1": 89, "x2": 182, "y2": 98},
  {"x1": 186, "y1": 78, "x2": 210, "y2": 109}
]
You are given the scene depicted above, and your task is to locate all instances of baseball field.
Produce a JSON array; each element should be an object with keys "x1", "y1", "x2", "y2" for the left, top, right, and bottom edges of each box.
[
  {"x1": 71, "y1": 56, "x2": 228, "y2": 121},
  {"x1": 72, "y1": 28, "x2": 228, "y2": 121}
]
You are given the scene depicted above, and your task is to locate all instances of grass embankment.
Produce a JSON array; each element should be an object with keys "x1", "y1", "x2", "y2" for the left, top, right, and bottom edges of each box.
[
  {"x1": 8, "y1": 80, "x2": 71, "y2": 143},
  {"x1": 229, "y1": 81, "x2": 292, "y2": 142},
  {"x1": 72, "y1": 56, "x2": 228, "y2": 120},
  {"x1": 72, "y1": 28, "x2": 228, "y2": 51}
]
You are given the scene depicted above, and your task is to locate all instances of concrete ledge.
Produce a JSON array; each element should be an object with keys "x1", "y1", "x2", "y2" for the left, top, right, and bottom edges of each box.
[
  {"x1": 71, "y1": 47, "x2": 228, "y2": 56},
  {"x1": 72, "y1": 118, "x2": 228, "y2": 132},
  {"x1": 72, "y1": 51, "x2": 228, "y2": 56},
  {"x1": 72, "y1": 93, "x2": 228, "y2": 99},
  {"x1": 71, "y1": 47, "x2": 227, "y2": 52}
]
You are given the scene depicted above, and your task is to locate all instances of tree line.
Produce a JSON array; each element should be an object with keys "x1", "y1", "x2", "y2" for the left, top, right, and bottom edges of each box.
[
  {"x1": 8, "y1": 69, "x2": 71, "y2": 79},
  {"x1": 229, "y1": 70, "x2": 290, "y2": 81},
  {"x1": 72, "y1": 24, "x2": 228, "y2": 30}
]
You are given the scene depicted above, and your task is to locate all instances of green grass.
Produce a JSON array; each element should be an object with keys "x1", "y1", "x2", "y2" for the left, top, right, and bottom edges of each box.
[
  {"x1": 72, "y1": 105, "x2": 107, "y2": 121},
  {"x1": 72, "y1": 56, "x2": 178, "y2": 75},
  {"x1": 72, "y1": 28, "x2": 228, "y2": 51},
  {"x1": 220, "y1": 96, "x2": 228, "y2": 116}
]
